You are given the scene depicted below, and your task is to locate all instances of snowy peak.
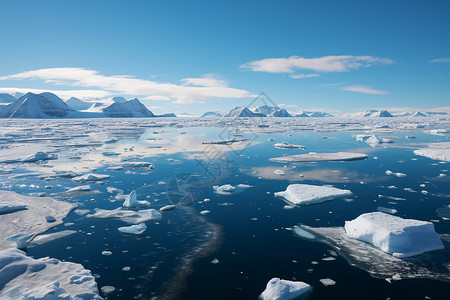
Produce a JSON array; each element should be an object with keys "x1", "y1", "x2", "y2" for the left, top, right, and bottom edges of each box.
[
  {"x1": 112, "y1": 96, "x2": 127, "y2": 103},
  {"x1": 0, "y1": 93, "x2": 16, "y2": 103},
  {"x1": 201, "y1": 111, "x2": 222, "y2": 117},
  {"x1": 343, "y1": 110, "x2": 393, "y2": 118},
  {"x1": 223, "y1": 106, "x2": 265, "y2": 118},
  {"x1": 65, "y1": 97, "x2": 92, "y2": 110},
  {"x1": 1, "y1": 92, "x2": 75, "y2": 118},
  {"x1": 102, "y1": 98, "x2": 155, "y2": 117},
  {"x1": 411, "y1": 111, "x2": 427, "y2": 117},
  {"x1": 269, "y1": 108, "x2": 292, "y2": 117}
]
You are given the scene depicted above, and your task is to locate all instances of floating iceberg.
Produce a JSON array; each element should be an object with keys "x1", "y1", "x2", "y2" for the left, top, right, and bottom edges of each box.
[
  {"x1": 274, "y1": 184, "x2": 352, "y2": 206},
  {"x1": 159, "y1": 204, "x2": 176, "y2": 212},
  {"x1": 118, "y1": 223, "x2": 147, "y2": 235},
  {"x1": 72, "y1": 173, "x2": 110, "y2": 182},
  {"x1": 66, "y1": 185, "x2": 92, "y2": 192},
  {"x1": 0, "y1": 248, "x2": 102, "y2": 299},
  {"x1": 0, "y1": 202, "x2": 27, "y2": 215},
  {"x1": 274, "y1": 142, "x2": 305, "y2": 149},
  {"x1": 123, "y1": 190, "x2": 138, "y2": 207},
  {"x1": 259, "y1": 278, "x2": 311, "y2": 300},
  {"x1": 270, "y1": 152, "x2": 367, "y2": 162},
  {"x1": 345, "y1": 212, "x2": 444, "y2": 257}
]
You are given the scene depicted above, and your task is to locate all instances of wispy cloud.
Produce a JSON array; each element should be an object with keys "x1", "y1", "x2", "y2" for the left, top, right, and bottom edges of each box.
[
  {"x1": 429, "y1": 57, "x2": 450, "y2": 63},
  {"x1": 240, "y1": 55, "x2": 394, "y2": 74},
  {"x1": 0, "y1": 68, "x2": 252, "y2": 104},
  {"x1": 340, "y1": 85, "x2": 388, "y2": 95},
  {"x1": 290, "y1": 73, "x2": 320, "y2": 79}
]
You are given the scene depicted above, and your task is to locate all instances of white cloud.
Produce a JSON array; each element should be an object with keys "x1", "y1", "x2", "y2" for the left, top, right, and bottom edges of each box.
[
  {"x1": 429, "y1": 57, "x2": 450, "y2": 63},
  {"x1": 290, "y1": 73, "x2": 320, "y2": 79},
  {"x1": 142, "y1": 95, "x2": 171, "y2": 101},
  {"x1": 340, "y1": 85, "x2": 388, "y2": 95},
  {"x1": 241, "y1": 55, "x2": 394, "y2": 74},
  {"x1": 0, "y1": 87, "x2": 111, "y2": 100},
  {"x1": 0, "y1": 68, "x2": 252, "y2": 104}
]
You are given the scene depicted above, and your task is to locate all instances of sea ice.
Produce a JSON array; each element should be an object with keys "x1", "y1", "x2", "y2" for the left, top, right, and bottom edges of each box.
[
  {"x1": 200, "y1": 210, "x2": 210, "y2": 215},
  {"x1": 118, "y1": 223, "x2": 147, "y2": 235},
  {"x1": 31, "y1": 230, "x2": 77, "y2": 245},
  {"x1": 0, "y1": 248, "x2": 101, "y2": 299},
  {"x1": 66, "y1": 185, "x2": 92, "y2": 192},
  {"x1": 159, "y1": 204, "x2": 176, "y2": 212},
  {"x1": 259, "y1": 278, "x2": 311, "y2": 300},
  {"x1": 274, "y1": 184, "x2": 352, "y2": 206},
  {"x1": 270, "y1": 152, "x2": 367, "y2": 162},
  {"x1": 319, "y1": 278, "x2": 336, "y2": 286},
  {"x1": 212, "y1": 184, "x2": 252, "y2": 195},
  {"x1": 345, "y1": 212, "x2": 444, "y2": 257},
  {"x1": 0, "y1": 202, "x2": 27, "y2": 215},
  {"x1": 88, "y1": 208, "x2": 161, "y2": 224},
  {"x1": 274, "y1": 142, "x2": 305, "y2": 149},
  {"x1": 72, "y1": 173, "x2": 110, "y2": 182},
  {"x1": 0, "y1": 190, "x2": 76, "y2": 250},
  {"x1": 273, "y1": 169, "x2": 286, "y2": 175}
]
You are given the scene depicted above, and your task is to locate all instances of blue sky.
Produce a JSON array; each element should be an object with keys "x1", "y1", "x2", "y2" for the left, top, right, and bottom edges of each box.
[{"x1": 0, "y1": 0, "x2": 449, "y2": 114}]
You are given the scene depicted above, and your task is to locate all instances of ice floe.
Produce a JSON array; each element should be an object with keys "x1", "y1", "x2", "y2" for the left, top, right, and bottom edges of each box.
[
  {"x1": 274, "y1": 142, "x2": 305, "y2": 149},
  {"x1": 345, "y1": 212, "x2": 444, "y2": 258},
  {"x1": 270, "y1": 152, "x2": 367, "y2": 162},
  {"x1": 72, "y1": 173, "x2": 110, "y2": 182},
  {"x1": 212, "y1": 184, "x2": 252, "y2": 195},
  {"x1": 259, "y1": 277, "x2": 311, "y2": 300},
  {"x1": 118, "y1": 223, "x2": 147, "y2": 235},
  {"x1": 0, "y1": 248, "x2": 102, "y2": 299},
  {"x1": 87, "y1": 208, "x2": 161, "y2": 224},
  {"x1": 0, "y1": 190, "x2": 76, "y2": 250},
  {"x1": 159, "y1": 204, "x2": 176, "y2": 212},
  {"x1": 414, "y1": 142, "x2": 450, "y2": 162},
  {"x1": 31, "y1": 230, "x2": 77, "y2": 245},
  {"x1": 274, "y1": 184, "x2": 352, "y2": 206}
]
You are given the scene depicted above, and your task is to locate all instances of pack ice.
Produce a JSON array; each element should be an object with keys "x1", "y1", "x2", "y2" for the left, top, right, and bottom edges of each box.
[
  {"x1": 414, "y1": 142, "x2": 450, "y2": 162},
  {"x1": 275, "y1": 184, "x2": 352, "y2": 206},
  {"x1": 0, "y1": 248, "x2": 102, "y2": 299},
  {"x1": 345, "y1": 212, "x2": 444, "y2": 258},
  {"x1": 259, "y1": 277, "x2": 311, "y2": 300}
]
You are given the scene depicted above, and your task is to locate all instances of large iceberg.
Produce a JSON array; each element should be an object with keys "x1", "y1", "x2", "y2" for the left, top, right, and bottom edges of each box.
[
  {"x1": 0, "y1": 248, "x2": 102, "y2": 299},
  {"x1": 345, "y1": 212, "x2": 444, "y2": 258},
  {"x1": 274, "y1": 184, "x2": 352, "y2": 206},
  {"x1": 414, "y1": 142, "x2": 450, "y2": 162},
  {"x1": 259, "y1": 277, "x2": 311, "y2": 300},
  {"x1": 270, "y1": 152, "x2": 367, "y2": 162}
]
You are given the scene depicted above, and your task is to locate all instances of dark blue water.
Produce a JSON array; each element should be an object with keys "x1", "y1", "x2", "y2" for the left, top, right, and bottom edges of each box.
[{"x1": 1, "y1": 127, "x2": 449, "y2": 299}]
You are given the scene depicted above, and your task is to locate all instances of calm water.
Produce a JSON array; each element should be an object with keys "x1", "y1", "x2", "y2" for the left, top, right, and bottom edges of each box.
[{"x1": 2, "y1": 127, "x2": 449, "y2": 299}]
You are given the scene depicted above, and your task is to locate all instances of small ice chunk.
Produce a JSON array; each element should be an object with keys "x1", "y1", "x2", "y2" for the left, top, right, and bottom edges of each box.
[
  {"x1": 213, "y1": 184, "x2": 252, "y2": 195},
  {"x1": 377, "y1": 207, "x2": 397, "y2": 214},
  {"x1": 101, "y1": 286, "x2": 115, "y2": 294},
  {"x1": 322, "y1": 257, "x2": 336, "y2": 261},
  {"x1": 210, "y1": 258, "x2": 219, "y2": 264},
  {"x1": 200, "y1": 210, "x2": 210, "y2": 215},
  {"x1": 270, "y1": 152, "x2": 367, "y2": 162},
  {"x1": 159, "y1": 205, "x2": 176, "y2": 212},
  {"x1": 319, "y1": 278, "x2": 336, "y2": 286},
  {"x1": 101, "y1": 251, "x2": 112, "y2": 256},
  {"x1": 345, "y1": 212, "x2": 444, "y2": 257},
  {"x1": 273, "y1": 169, "x2": 286, "y2": 176},
  {"x1": 31, "y1": 230, "x2": 76, "y2": 245},
  {"x1": 275, "y1": 184, "x2": 352, "y2": 206},
  {"x1": 118, "y1": 223, "x2": 147, "y2": 235},
  {"x1": 282, "y1": 205, "x2": 295, "y2": 210},
  {"x1": 5, "y1": 233, "x2": 33, "y2": 249},
  {"x1": 259, "y1": 277, "x2": 311, "y2": 300},
  {"x1": 123, "y1": 190, "x2": 138, "y2": 208},
  {"x1": 122, "y1": 266, "x2": 131, "y2": 271},
  {"x1": 385, "y1": 170, "x2": 406, "y2": 177}
]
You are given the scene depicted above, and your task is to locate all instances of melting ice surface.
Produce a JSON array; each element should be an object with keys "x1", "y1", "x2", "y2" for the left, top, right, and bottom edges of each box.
[{"x1": 0, "y1": 117, "x2": 449, "y2": 299}]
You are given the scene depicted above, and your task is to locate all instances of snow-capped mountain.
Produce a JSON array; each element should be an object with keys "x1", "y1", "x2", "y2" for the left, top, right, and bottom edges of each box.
[
  {"x1": 223, "y1": 106, "x2": 265, "y2": 118},
  {"x1": 291, "y1": 110, "x2": 333, "y2": 117},
  {"x1": 102, "y1": 98, "x2": 155, "y2": 117},
  {"x1": 342, "y1": 110, "x2": 393, "y2": 118},
  {"x1": 1, "y1": 92, "x2": 77, "y2": 118},
  {"x1": 252, "y1": 105, "x2": 293, "y2": 117},
  {"x1": 65, "y1": 97, "x2": 92, "y2": 110},
  {"x1": 201, "y1": 111, "x2": 222, "y2": 117},
  {"x1": 0, "y1": 93, "x2": 16, "y2": 103},
  {"x1": 269, "y1": 108, "x2": 292, "y2": 117},
  {"x1": 111, "y1": 96, "x2": 127, "y2": 103},
  {"x1": 294, "y1": 111, "x2": 310, "y2": 117}
]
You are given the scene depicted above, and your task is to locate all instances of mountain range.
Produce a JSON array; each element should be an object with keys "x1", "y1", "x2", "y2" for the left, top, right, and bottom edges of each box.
[{"x1": 0, "y1": 92, "x2": 446, "y2": 119}]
